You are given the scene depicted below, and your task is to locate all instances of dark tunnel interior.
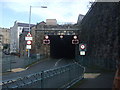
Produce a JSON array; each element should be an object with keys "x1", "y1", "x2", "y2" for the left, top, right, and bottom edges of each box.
[{"x1": 49, "y1": 35, "x2": 75, "y2": 59}]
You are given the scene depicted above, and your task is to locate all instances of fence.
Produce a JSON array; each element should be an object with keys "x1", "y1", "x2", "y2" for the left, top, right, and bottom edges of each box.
[
  {"x1": 76, "y1": 56, "x2": 116, "y2": 70},
  {"x1": 2, "y1": 55, "x2": 13, "y2": 72},
  {"x1": 2, "y1": 63, "x2": 85, "y2": 88},
  {"x1": 23, "y1": 54, "x2": 46, "y2": 67},
  {"x1": 2, "y1": 54, "x2": 46, "y2": 73}
]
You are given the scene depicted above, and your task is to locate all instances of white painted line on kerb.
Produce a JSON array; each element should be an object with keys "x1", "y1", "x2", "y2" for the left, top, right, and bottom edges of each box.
[{"x1": 54, "y1": 58, "x2": 63, "y2": 67}]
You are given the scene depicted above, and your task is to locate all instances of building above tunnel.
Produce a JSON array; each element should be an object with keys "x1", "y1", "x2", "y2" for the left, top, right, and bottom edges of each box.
[{"x1": 46, "y1": 19, "x2": 57, "y2": 25}]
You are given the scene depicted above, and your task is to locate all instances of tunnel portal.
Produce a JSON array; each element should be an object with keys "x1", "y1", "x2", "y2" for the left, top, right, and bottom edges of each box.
[{"x1": 49, "y1": 35, "x2": 75, "y2": 59}]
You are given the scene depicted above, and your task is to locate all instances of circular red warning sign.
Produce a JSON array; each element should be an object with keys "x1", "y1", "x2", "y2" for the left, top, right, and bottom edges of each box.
[
  {"x1": 80, "y1": 44, "x2": 85, "y2": 49},
  {"x1": 45, "y1": 35, "x2": 49, "y2": 39},
  {"x1": 27, "y1": 40, "x2": 32, "y2": 45}
]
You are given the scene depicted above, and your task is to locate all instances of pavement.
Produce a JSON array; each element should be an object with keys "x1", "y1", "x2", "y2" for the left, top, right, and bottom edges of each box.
[{"x1": 78, "y1": 67, "x2": 115, "y2": 88}]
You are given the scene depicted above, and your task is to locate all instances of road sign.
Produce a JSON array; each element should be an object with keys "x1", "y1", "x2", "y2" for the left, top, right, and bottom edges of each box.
[
  {"x1": 27, "y1": 32, "x2": 32, "y2": 37},
  {"x1": 79, "y1": 43, "x2": 87, "y2": 51},
  {"x1": 25, "y1": 37, "x2": 33, "y2": 40},
  {"x1": 45, "y1": 35, "x2": 49, "y2": 39},
  {"x1": 80, "y1": 51, "x2": 85, "y2": 55},
  {"x1": 27, "y1": 40, "x2": 32, "y2": 45},
  {"x1": 26, "y1": 45, "x2": 31, "y2": 49},
  {"x1": 72, "y1": 39, "x2": 79, "y2": 44},
  {"x1": 43, "y1": 39, "x2": 50, "y2": 44},
  {"x1": 25, "y1": 32, "x2": 33, "y2": 40},
  {"x1": 80, "y1": 44, "x2": 85, "y2": 49},
  {"x1": 73, "y1": 35, "x2": 77, "y2": 39},
  {"x1": 60, "y1": 35, "x2": 63, "y2": 39}
]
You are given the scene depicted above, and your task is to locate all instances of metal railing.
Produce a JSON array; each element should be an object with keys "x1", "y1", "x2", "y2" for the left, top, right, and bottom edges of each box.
[
  {"x1": 23, "y1": 54, "x2": 46, "y2": 67},
  {"x1": 2, "y1": 54, "x2": 46, "y2": 73},
  {"x1": 2, "y1": 55, "x2": 13, "y2": 72},
  {"x1": 2, "y1": 63, "x2": 85, "y2": 88}
]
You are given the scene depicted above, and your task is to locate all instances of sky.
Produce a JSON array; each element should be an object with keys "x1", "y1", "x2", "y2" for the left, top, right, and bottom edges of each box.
[{"x1": 0, "y1": 0, "x2": 95, "y2": 28}]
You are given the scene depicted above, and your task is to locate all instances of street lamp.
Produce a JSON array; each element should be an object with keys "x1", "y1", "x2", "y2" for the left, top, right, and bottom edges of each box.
[
  {"x1": 28, "y1": 5, "x2": 47, "y2": 58},
  {"x1": 29, "y1": 5, "x2": 47, "y2": 32}
]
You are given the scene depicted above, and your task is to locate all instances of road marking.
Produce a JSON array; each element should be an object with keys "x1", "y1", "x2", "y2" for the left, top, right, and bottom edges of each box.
[{"x1": 54, "y1": 58, "x2": 63, "y2": 67}]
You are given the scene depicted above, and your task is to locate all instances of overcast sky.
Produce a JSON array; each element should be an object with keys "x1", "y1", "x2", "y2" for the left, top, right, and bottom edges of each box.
[{"x1": 0, "y1": 0, "x2": 95, "y2": 28}]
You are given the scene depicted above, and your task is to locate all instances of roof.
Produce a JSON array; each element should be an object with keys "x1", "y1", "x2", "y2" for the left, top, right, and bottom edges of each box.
[
  {"x1": 22, "y1": 28, "x2": 29, "y2": 32},
  {"x1": 17, "y1": 23, "x2": 35, "y2": 27},
  {"x1": 79, "y1": 14, "x2": 85, "y2": 16}
]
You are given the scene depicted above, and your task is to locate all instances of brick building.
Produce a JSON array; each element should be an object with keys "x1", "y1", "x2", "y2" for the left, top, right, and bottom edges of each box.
[{"x1": 0, "y1": 27, "x2": 10, "y2": 51}]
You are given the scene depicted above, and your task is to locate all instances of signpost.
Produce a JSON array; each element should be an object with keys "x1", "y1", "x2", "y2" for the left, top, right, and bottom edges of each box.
[
  {"x1": 80, "y1": 51, "x2": 85, "y2": 55},
  {"x1": 72, "y1": 35, "x2": 79, "y2": 44},
  {"x1": 79, "y1": 43, "x2": 86, "y2": 52},
  {"x1": 26, "y1": 45, "x2": 31, "y2": 49},
  {"x1": 25, "y1": 37, "x2": 33, "y2": 41},
  {"x1": 25, "y1": 32, "x2": 32, "y2": 57},
  {"x1": 80, "y1": 45, "x2": 85, "y2": 49},
  {"x1": 27, "y1": 40, "x2": 32, "y2": 45},
  {"x1": 79, "y1": 43, "x2": 87, "y2": 65},
  {"x1": 43, "y1": 35, "x2": 50, "y2": 44}
]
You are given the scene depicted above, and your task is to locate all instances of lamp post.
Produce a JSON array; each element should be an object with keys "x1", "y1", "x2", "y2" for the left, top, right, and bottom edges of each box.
[{"x1": 28, "y1": 5, "x2": 47, "y2": 58}]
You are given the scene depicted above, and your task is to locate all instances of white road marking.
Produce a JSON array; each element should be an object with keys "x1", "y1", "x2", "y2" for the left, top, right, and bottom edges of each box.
[{"x1": 54, "y1": 58, "x2": 63, "y2": 67}]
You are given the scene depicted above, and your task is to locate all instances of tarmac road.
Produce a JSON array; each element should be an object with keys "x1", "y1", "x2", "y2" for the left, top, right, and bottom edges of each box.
[{"x1": 2, "y1": 57, "x2": 74, "y2": 82}]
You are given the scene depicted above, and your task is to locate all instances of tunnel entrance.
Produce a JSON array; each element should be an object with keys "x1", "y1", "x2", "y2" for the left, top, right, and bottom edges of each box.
[{"x1": 49, "y1": 35, "x2": 75, "y2": 59}]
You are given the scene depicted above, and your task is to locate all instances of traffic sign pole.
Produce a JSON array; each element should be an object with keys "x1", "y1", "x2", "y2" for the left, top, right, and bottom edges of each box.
[
  {"x1": 28, "y1": 49, "x2": 30, "y2": 57},
  {"x1": 82, "y1": 56, "x2": 84, "y2": 65},
  {"x1": 25, "y1": 32, "x2": 32, "y2": 58},
  {"x1": 79, "y1": 43, "x2": 87, "y2": 65},
  {"x1": 79, "y1": 44, "x2": 87, "y2": 56}
]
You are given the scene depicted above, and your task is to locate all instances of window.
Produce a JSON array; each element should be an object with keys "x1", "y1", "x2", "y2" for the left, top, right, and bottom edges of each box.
[{"x1": 0, "y1": 37, "x2": 2, "y2": 41}]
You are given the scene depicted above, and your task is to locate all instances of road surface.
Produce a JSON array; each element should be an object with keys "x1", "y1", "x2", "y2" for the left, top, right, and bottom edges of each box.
[{"x1": 2, "y1": 57, "x2": 74, "y2": 82}]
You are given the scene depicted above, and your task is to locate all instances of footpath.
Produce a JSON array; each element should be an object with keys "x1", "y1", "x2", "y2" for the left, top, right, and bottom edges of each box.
[{"x1": 72, "y1": 67, "x2": 115, "y2": 88}]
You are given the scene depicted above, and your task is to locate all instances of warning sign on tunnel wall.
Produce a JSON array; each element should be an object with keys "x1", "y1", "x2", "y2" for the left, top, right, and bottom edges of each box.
[{"x1": 79, "y1": 43, "x2": 87, "y2": 51}]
